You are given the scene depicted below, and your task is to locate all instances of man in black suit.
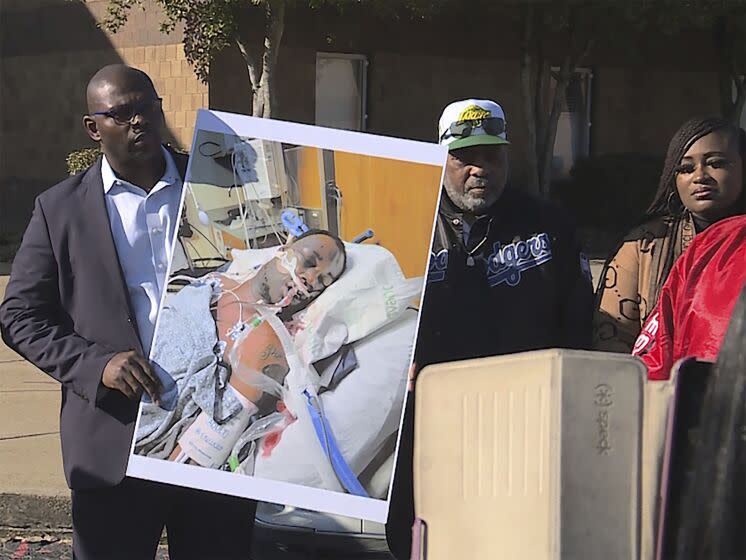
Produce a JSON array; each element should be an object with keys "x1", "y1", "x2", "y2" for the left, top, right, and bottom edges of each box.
[{"x1": 0, "y1": 65, "x2": 255, "y2": 559}]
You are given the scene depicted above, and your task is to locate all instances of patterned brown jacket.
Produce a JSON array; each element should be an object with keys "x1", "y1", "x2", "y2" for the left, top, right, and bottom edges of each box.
[{"x1": 593, "y1": 213, "x2": 695, "y2": 352}]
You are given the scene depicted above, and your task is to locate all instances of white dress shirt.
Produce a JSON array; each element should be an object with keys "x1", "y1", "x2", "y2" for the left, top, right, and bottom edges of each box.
[{"x1": 102, "y1": 147, "x2": 183, "y2": 356}]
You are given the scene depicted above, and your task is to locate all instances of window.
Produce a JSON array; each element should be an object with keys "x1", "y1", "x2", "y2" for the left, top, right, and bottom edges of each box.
[
  {"x1": 734, "y1": 77, "x2": 746, "y2": 131},
  {"x1": 551, "y1": 68, "x2": 593, "y2": 179},
  {"x1": 315, "y1": 53, "x2": 368, "y2": 131}
]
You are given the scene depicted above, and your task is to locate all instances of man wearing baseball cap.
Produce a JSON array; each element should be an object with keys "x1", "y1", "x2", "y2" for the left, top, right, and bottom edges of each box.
[{"x1": 385, "y1": 99, "x2": 594, "y2": 558}]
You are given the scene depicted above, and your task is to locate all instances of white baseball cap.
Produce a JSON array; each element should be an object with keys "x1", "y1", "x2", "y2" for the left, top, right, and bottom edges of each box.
[{"x1": 438, "y1": 99, "x2": 509, "y2": 151}]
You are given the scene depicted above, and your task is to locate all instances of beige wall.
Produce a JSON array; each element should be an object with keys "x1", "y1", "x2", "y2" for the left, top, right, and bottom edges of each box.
[
  {"x1": 116, "y1": 44, "x2": 208, "y2": 148},
  {"x1": 0, "y1": 0, "x2": 733, "y2": 239},
  {"x1": 83, "y1": 0, "x2": 208, "y2": 148},
  {"x1": 0, "y1": 0, "x2": 208, "y2": 236}
]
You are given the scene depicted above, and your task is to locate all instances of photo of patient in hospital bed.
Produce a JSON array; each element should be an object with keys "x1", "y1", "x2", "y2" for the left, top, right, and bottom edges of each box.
[{"x1": 127, "y1": 109, "x2": 446, "y2": 521}]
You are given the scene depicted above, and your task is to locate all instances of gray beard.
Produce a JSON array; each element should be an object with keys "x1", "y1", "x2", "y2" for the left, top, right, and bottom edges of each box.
[{"x1": 443, "y1": 182, "x2": 495, "y2": 214}]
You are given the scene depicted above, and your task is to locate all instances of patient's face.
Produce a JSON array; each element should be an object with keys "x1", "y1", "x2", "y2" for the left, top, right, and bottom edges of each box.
[{"x1": 257, "y1": 234, "x2": 345, "y2": 308}]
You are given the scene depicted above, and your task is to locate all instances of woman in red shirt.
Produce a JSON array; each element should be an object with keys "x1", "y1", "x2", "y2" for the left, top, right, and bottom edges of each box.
[{"x1": 633, "y1": 215, "x2": 746, "y2": 379}]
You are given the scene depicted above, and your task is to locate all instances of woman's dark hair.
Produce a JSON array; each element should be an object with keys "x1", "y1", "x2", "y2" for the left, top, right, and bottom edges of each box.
[
  {"x1": 644, "y1": 118, "x2": 746, "y2": 305},
  {"x1": 646, "y1": 116, "x2": 746, "y2": 218},
  {"x1": 595, "y1": 117, "x2": 746, "y2": 312}
]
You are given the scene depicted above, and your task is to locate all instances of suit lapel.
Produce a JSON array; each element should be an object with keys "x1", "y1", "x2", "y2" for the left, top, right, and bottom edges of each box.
[
  {"x1": 167, "y1": 146, "x2": 189, "y2": 180},
  {"x1": 81, "y1": 160, "x2": 144, "y2": 354}
]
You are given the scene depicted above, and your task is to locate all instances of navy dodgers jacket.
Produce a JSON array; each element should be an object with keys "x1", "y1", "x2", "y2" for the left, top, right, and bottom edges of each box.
[{"x1": 414, "y1": 188, "x2": 594, "y2": 369}]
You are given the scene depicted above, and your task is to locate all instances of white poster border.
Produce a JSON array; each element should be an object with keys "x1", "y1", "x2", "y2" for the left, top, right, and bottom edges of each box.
[{"x1": 126, "y1": 109, "x2": 447, "y2": 523}]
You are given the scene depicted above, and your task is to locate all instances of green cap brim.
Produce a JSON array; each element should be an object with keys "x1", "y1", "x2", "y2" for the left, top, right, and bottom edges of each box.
[{"x1": 447, "y1": 135, "x2": 510, "y2": 151}]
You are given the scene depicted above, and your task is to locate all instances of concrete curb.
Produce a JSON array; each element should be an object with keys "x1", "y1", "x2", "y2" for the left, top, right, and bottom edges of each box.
[{"x1": 0, "y1": 494, "x2": 71, "y2": 535}]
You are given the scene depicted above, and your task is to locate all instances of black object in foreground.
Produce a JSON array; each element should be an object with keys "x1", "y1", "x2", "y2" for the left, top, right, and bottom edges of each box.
[{"x1": 670, "y1": 284, "x2": 746, "y2": 559}]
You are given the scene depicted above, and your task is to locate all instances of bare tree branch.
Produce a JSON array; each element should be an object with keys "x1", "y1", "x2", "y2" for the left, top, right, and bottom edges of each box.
[
  {"x1": 234, "y1": 35, "x2": 263, "y2": 117},
  {"x1": 538, "y1": 7, "x2": 579, "y2": 196},
  {"x1": 540, "y1": 55, "x2": 571, "y2": 195},
  {"x1": 259, "y1": 0, "x2": 285, "y2": 118},
  {"x1": 232, "y1": 0, "x2": 285, "y2": 118},
  {"x1": 235, "y1": 36, "x2": 260, "y2": 90}
]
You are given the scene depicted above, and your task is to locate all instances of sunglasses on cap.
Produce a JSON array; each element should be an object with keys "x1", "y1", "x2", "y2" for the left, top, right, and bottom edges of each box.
[
  {"x1": 442, "y1": 117, "x2": 506, "y2": 140},
  {"x1": 91, "y1": 98, "x2": 163, "y2": 126}
]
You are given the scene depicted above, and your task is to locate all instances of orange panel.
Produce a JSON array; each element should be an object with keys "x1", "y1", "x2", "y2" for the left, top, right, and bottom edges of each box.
[
  {"x1": 295, "y1": 146, "x2": 322, "y2": 210},
  {"x1": 333, "y1": 151, "x2": 442, "y2": 278}
]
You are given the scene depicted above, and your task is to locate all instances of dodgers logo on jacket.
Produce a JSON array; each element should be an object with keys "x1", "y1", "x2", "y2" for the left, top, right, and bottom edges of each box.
[
  {"x1": 486, "y1": 233, "x2": 552, "y2": 287},
  {"x1": 427, "y1": 249, "x2": 448, "y2": 283}
]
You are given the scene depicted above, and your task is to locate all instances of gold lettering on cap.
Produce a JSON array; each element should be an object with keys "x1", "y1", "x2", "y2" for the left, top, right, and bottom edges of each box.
[{"x1": 457, "y1": 105, "x2": 492, "y2": 122}]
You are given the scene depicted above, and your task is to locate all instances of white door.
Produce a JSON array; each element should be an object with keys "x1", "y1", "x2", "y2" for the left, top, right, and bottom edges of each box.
[{"x1": 315, "y1": 53, "x2": 367, "y2": 131}]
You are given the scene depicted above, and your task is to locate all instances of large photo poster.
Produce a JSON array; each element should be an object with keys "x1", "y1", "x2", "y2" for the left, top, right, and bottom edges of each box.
[{"x1": 126, "y1": 109, "x2": 446, "y2": 522}]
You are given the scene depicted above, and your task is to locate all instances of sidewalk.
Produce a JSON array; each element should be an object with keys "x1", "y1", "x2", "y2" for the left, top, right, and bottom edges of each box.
[{"x1": 0, "y1": 274, "x2": 72, "y2": 538}]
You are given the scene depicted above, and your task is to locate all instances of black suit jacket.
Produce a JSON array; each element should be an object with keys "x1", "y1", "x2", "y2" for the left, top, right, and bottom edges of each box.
[{"x1": 0, "y1": 148, "x2": 188, "y2": 489}]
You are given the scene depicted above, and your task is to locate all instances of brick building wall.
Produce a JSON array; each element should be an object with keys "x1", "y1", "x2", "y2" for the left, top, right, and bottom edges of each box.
[
  {"x1": 0, "y1": 0, "x2": 732, "y2": 240},
  {"x1": 83, "y1": 0, "x2": 209, "y2": 149},
  {"x1": 210, "y1": 8, "x2": 722, "y2": 192},
  {"x1": 108, "y1": 43, "x2": 208, "y2": 149},
  {"x1": 0, "y1": 0, "x2": 207, "y2": 236}
]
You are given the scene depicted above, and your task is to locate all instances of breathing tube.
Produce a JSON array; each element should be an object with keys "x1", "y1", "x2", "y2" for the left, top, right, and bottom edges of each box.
[
  {"x1": 303, "y1": 388, "x2": 369, "y2": 497},
  {"x1": 164, "y1": 238, "x2": 368, "y2": 493},
  {"x1": 239, "y1": 245, "x2": 366, "y2": 495},
  {"x1": 278, "y1": 249, "x2": 311, "y2": 303},
  {"x1": 255, "y1": 306, "x2": 369, "y2": 497}
]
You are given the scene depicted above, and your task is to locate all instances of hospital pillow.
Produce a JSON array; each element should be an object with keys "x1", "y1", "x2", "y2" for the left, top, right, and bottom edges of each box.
[{"x1": 228, "y1": 242, "x2": 423, "y2": 365}]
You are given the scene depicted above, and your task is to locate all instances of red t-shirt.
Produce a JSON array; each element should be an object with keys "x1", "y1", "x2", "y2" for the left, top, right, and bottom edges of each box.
[{"x1": 632, "y1": 215, "x2": 746, "y2": 380}]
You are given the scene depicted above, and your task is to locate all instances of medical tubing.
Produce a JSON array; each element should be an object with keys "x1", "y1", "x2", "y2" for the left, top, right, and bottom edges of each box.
[
  {"x1": 240, "y1": 411, "x2": 287, "y2": 441},
  {"x1": 170, "y1": 271, "x2": 256, "y2": 328},
  {"x1": 231, "y1": 149, "x2": 253, "y2": 248},
  {"x1": 254, "y1": 306, "x2": 342, "y2": 491},
  {"x1": 230, "y1": 364, "x2": 284, "y2": 399},
  {"x1": 168, "y1": 275, "x2": 242, "y2": 321},
  {"x1": 228, "y1": 410, "x2": 287, "y2": 472},
  {"x1": 304, "y1": 389, "x2": 369, "y2": 497},
  {"x1": 278, "y1": 250, "x2": 310, "y2": 298},
  {"x1": 256, "y1": 306, "x2": 367, "y2": 496}
]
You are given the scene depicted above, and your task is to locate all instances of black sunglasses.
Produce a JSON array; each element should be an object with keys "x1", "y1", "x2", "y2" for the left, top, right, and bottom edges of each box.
[
  {"x1": 91, "y1": 98, "x2": 163, "y2": 126},
  {"x1": 444, "y1": 117, "x2": 506, "y2": 140}
]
